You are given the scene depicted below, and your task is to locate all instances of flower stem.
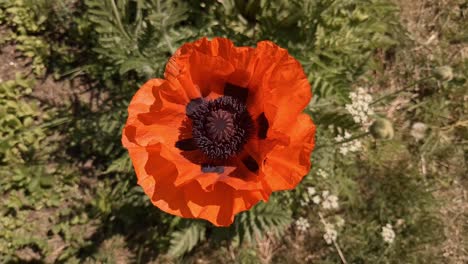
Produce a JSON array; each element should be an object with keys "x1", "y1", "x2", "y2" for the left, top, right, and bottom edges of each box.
[
  {"x1": 319, "y1": 213, "x2": 348, "y2": 264},
  {"x1": 370, "y1": 76, "x2": 434, "y2": 106},
  {"x1": 440, "y1": 119, "x2": 468, "y2": 131},
  {"x1": 315, "y1": 132, "x2": 370, "y2": 151}
]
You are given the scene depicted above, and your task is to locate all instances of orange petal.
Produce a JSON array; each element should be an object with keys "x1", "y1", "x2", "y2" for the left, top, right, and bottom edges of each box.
[
  {"x1": 128, "y1": 145, "x2": 265, "y2": 226},
  {"x1": 261, "y1": 113, "x2": 316, "y2": 191},
  {"x1": 123, "y1": 78, "x2": 190, "y2": 149},
  {"x1": 246, "y1": 41, "x2": 311, "y2": 125},
  {"x1": 182, "y1": 182, "x2": 265, "y2": 226},
  {"x1": 126, "y1": 79, "x2": 164, "y2": 117},
  {"x1": 173, "y1": 158, "x2": 264, "y2": 193},
  {"x1": 166, "y1": 37, "x2": 255, "y2": 99}
]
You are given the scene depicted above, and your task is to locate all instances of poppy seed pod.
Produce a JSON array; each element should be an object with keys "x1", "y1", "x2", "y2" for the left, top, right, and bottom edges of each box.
[
  {"x1": 369, "y1": 118, "x2": 394, "y2": 140},
  {"x1": 433, "y1": 66, "x2": 453, "y2": 82}
]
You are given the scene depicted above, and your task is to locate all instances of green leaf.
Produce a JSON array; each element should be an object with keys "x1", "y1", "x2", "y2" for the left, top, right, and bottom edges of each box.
[
  {"x1": 234, "y1": 200, "x2": 292, "y2": 245},
  {"x1": 168, "y1": 222, "x2": 206, "y2": 257}
]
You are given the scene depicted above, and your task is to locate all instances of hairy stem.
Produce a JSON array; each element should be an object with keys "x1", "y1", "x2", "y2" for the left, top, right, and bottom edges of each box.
[{"x1": 370, "y1": 76, "x2": 434, "y2": 106}]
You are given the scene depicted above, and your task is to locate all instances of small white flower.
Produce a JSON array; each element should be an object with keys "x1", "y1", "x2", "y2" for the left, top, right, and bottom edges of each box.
[
  {"x1": 307, "y1": 187, "x2": 316, "y2": 196},
  {"x1": 335, "y1": 131, "x2": 362, "y2": 155},
  {"x1": 344, "y1": 131, "x2": 352, "y2": 138},
  {"x1": 295, "y1": 217, "x2": 310, "y2": 232},
  {"x1": 410, "y1": 122, "x2": 428, "y2": 141},
  {"x1": 317, "y1": 169, "x2": 328, "y2": 178},
  {"x1": 322, "y1": 190, "x2": 330, "y2": 198},
  {"x1": 322, "y1": 200, "x2": 331, "y2": 209},
  {"x1": 323, "y1": 224, "x2": 338, "y2": 245},
  {"x1": 328, "y1": 195, "x2": 339, "y2": 209},
  {"x1": 322, "y1": 195, "x2": 340, "y2": 209},
  {"x1": 312, "y1": 195, "x2": 321, "y2": 204},
  {"x1": 321, "y1": 193, "x2": 339, "y2": 210},
  {"x1": 381, "y1": 223, "x2": 396, "y2": 244}
]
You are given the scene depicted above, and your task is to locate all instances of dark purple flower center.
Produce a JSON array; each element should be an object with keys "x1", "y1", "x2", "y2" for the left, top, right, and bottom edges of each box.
[
  {"x1": 186, "y1": 96, "x2": 254, "y2": 160},
  {"x1": 175, "y1": 84, "x2": 270, "y2": 174},
  {"x1": 206, "y1": 109, "x2": 235, "y2": 141}
]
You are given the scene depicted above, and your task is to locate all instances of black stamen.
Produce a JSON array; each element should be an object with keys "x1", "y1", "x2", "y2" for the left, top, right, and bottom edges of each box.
[
  {"x1": 224, "y1": 83, "x2": 249, "y2": 102},
  {"x1": 256, "y1": 112, "x2": 269, "y2": 139},
  {"x1": 242, "y1": 155, "x2": 259, "y2": 172},
  {"x1": 201, "y1": 164, "x2": 224, "y2": 174},
  {"x1": 175, "y1": 138, "x2": 198, "y2": 151},
  {"x1": 186, "y1": 98, "x2": 204, "y2": 117}
]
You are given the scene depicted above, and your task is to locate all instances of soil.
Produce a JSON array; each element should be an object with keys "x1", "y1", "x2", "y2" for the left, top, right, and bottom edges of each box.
[{"x1": 394, "y1": 0, "x2": 468, "y2": 262}]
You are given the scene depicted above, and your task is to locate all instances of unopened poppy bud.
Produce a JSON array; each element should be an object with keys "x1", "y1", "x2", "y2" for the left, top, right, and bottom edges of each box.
[
  {"x1": 369, "y1": 118, "x2": 394, "y2": 140},
  {"x1": 433, "y1": 66, "x2": 453, "y2": 81}
]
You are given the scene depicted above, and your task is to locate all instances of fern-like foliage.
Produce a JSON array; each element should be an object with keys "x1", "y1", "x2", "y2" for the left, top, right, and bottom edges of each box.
[
  {"x1": 208, "y1": 199, "x2": 292, "y2": 247},
  {"x1": 168, "y1": 222, "x2": 206, "y2": 257},
  {"x1": 234, "y1": 201, "x2": 292, "y2": 244},
  {"x1": 166, "y1": 200, "x2": 291, "y2": 258},
  {"x1": 85, "y1": 0, "x2": 194, "y2": 77}
]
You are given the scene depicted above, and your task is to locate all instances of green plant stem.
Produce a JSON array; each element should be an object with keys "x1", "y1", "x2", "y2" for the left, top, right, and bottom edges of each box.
[
  {"x1": 319, "y1": 213, "x2": 348, "y2": 264},
  {"x1": 308, "y1": 102, "x2": 334, "y2": 110},
  {"x1": 315, "y1": 132, "x2": 370, "y2": 151},
  {"x1": 370, "y1": 76, "x2": 434, "y2": 106},
  {"x1": 110, "y1": 0, "x2": 131, "y2": 41}
]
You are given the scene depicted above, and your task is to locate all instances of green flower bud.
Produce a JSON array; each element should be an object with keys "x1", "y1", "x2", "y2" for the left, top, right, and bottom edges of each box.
[
  {"x1": 370, "y1": 118, "x2": 394, "y2": 140},
  {"x1": 433, "y1": 66, "x2": 453, "y2": 81}
]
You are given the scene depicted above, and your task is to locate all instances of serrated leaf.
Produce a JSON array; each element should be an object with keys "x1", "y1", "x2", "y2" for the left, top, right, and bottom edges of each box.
[
  {"x1": 168, "y1": 223, "x2": 206, "y2": 257},
  {"x1": 234, "y1": 201, "x2": 292, "y2": 245}
]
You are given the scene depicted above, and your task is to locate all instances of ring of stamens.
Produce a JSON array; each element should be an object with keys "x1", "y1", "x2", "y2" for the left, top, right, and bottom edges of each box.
[{"x1": 187, "y1": 96, "x2": 253, "y2": 160}]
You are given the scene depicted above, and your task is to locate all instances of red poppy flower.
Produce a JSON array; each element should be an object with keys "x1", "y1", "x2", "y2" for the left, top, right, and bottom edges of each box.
[{"x1": 122, "y1": 37, "x2": 315, "y2": 226}]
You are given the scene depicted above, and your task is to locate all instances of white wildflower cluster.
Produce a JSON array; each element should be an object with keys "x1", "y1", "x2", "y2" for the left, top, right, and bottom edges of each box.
[
  {"x1": 381, "y1": 223, "x2": 396, "y2": 244},
  {"x1": 335, "y1": 131, "x2": 362, "y2": 155},
  {"x1": 300, "y1": 186, "x2": 316, "y2": 206},
  {"x1": 321, "y1": 191, "x2": 339, "y2": 210},
  {"x1": 312, "y1": 195, "x2": 321, "y2": 205},
  {"x1": 323, "y1": 223, "x2": 338, "y2": 245},
  {"x1": 321, "y1": 216, "x2": 345, "y2": 245},
  {"x1": 295, "y1": 217, "x2": 310, "y2": 232},
  {"x1": 345, "y1": 87, "x2": 374, "y2": 128},
  {"x1": 301, "y1": 187, "x2": 340, "y2": 210},
  {"x1": 316, "y1": 169, "x2": 328, "y2": 178}
]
